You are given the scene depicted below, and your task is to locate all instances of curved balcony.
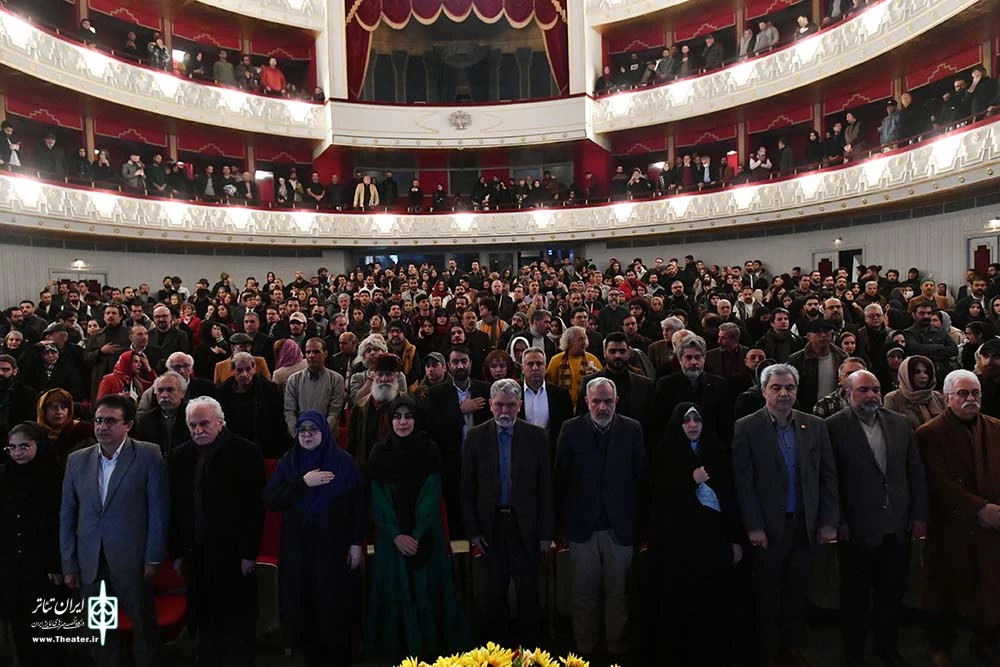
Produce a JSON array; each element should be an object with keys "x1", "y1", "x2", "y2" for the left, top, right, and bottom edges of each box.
[
  {"x1": 1, "y1": 115, "x2": 997, "y2": 247},
  {"x1": 591, "y1": 0, "x2": 975, "y2": 133},
  {"x1": 587, "y1": 0, "x2": 692, "y2": 28},
  {"x1": 327, "y1": 96, "x2": 591, "y2": 149},
  {"x1": 194, "y1": 0, "x2": 325, "y2": 31},
  {"x1": 0, "y1": 10, "x2": 326, "y2": 140}
]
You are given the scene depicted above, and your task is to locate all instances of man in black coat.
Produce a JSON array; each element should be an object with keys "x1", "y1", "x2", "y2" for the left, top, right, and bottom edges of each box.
[
  {"x1": 242, "y1": 311, "x2": 274, "y2": 372},
  {"x1": 215, "y1": 353, "x2": 289, "y2": 458},
  {"x1": 654, "y1": 333, "x2": 731, "y2": 443},
  {"x1": 459, "y1": 311, "x2": 493, "y2": 380},
  {"x1": 518, "y1": 347, "x2": 573, "y2": 467},
  {"x1": 135, "y1": 372, "x2": 191, "y2": 457},
  {"x1": 168, "y1": 397, "x2": 265, "y2": 667},
  {"x1": 83, "y1": 305, "x2": 130, "y2": 401},
  {"x1": 0, "y1": 355, "x2": 38, "y2": 448},
  {"x1": 461, "y1": 379, "x2": 553, "y2": 648},
  {"x1": 555, "y1": 377, "x2": 647, "y2": 660},
  {"x1": 576, "y1": 333, "x2": 654, "y2": 439},
  {"x1": 825, "y1": 370, "x2": 927, "y2": 667},
  {"x1": 420, "y1": 346, "x2": 490, "y2": 537}
]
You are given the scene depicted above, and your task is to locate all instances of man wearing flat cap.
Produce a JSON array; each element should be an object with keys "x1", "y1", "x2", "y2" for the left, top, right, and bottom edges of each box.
[
  {"x1": 213, "y1": 332, "x2": 271, "y2": 386},
  {"x1": 347, "y1": 352, "x2": 405, "y2": 473},
  {"x1": 788, "y1": 319, "x2": 848, "y2": 411}
]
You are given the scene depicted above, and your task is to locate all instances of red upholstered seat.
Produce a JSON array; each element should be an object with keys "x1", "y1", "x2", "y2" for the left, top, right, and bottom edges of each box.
[
  {"x1": 259, "y1": 458, "x2": 282, "y2": 567},
  {"x1": 117, "y1": 564, "x2": 187, "y2": 642}
]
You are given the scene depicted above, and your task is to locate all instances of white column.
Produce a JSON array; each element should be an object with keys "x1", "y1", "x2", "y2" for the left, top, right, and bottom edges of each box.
[
  {"x1": 567, "y1": 2, "x2": 602, "y2": 95},
  {"x1": 318, "y1": 0, "x2": 349, "y2": 100}
]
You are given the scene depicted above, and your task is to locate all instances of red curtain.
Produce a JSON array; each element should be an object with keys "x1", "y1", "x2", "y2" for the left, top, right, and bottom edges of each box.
[{"x1": 346, "y1": 0, "x2": 567, "y2": 99}]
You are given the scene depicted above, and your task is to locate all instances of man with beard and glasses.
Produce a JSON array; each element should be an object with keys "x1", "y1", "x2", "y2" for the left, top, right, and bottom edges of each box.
[
  {"x1": 347, "y1": 352, "x2": 406, "y2": 474},
  {"x1": 654, "y1": 334, "x2": 731, "y2": 443},
  {"x1": 283, "y1": 338, "x2": 346, "y2": 436},
  {"x1": 914, "y1": 370, "x2": 1000, "y2": 667},
  {"x1": 555, "y1": 377, "x2": 647, "y2": 663},
  {"x1": 462, "y1": 378, "x2": 552, "y2": 648},
  {"x1": 825, "y1": 370, "x2": 927, "y2": 667},
  {"x1": 421, "y1": 346, "x2": 491, "y2": 537},
  {"x1": 135, "y1": 371, "x2": 191, "y2": 458}
]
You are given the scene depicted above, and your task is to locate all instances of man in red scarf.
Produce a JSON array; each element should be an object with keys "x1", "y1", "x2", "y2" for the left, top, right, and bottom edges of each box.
[{"x1": 915, "y1": 369, "x2": 1000, "y2": 666}]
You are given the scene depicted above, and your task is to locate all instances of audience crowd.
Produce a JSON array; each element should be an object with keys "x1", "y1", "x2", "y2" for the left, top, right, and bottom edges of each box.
[{"x1": 2, "y1": 251, "x2": 1000, "y2": 667}]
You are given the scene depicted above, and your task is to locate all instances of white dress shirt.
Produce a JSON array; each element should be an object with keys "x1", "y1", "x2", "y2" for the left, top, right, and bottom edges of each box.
[
  {"x1": 523, "y1": 382, "x2": 549, "y2": 429},
  {"x1": 98, "y1": 438, "x2": 126, "y2": 505},
  {"x1": 455, "y1": 382, "x2": 473, "y2": 442}
]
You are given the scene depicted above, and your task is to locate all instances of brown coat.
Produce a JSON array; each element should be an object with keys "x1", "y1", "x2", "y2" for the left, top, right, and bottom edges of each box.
[{"x1": 914, "y1": 410, "x2": 1000, "y2": 626}]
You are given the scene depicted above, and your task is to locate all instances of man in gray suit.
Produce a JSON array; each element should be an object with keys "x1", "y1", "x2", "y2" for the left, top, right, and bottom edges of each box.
[
  {"x1": 825, "y1": 370, "x2": 927, "y2": 667},
  {"x1": 60, "y1": 394, "x2": 169, "y2": 666},
  {"x1": 461, "y1": 378, "x2": 553, "y2": 648},
  {"x1": 732, "y1": 363, "x2": 839, "y2": 667}
]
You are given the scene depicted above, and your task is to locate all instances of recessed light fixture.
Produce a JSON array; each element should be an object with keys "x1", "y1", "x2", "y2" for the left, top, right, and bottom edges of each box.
[
  {"x1": 70, "y1": 258, "x2": 87, "y2": 270},
  {"x1": 834, "y1": 237, "x2": 843, "y2": 246},
  {"x1": 987, "y1": 215, "x2": 1000, "y2": 229}
]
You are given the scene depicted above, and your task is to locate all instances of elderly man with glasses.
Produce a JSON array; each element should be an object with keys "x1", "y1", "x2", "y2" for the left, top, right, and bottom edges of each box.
[{"x1": 914, "y1": 370, "x2": 1000, "y2": 667}]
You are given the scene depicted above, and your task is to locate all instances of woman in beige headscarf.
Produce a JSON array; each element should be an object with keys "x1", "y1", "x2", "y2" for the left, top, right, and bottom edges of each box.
[{"x1": 883, "y1": 354, "x2": 946, "y2": 430}]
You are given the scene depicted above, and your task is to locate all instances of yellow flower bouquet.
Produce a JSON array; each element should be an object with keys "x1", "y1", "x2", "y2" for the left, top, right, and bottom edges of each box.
[{"x1": 397, "y1": 643, "x2": 620, "y2": 667}]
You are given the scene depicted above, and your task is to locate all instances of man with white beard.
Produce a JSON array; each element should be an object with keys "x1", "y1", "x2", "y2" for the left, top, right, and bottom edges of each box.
[
  {"x1": 554, "y1": 378, "x2": 647, "y2": 661},
  {"x1": 347, "y1": 352, "x2": 403, "y2": 473}
]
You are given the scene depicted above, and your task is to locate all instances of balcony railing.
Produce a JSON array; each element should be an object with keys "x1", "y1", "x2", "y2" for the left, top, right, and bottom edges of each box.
[{"x1": 1, "y1": 113, "x2": 996, "y2": 246}]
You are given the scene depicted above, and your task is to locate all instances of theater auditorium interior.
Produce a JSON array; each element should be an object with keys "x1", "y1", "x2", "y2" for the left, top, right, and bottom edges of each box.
[{"x1": 1, "y1": 0, "x2": 1000, "y2": 665}]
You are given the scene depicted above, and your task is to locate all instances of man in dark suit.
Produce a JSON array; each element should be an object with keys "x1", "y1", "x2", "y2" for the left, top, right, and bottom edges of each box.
[
  {"x1": 576, "y1": 333, "x2": 654, "y2": 441},
  {"x1": 555, "y1": 376, "x2": 647, "y2": 661},
  {"x1": 654, "y1": 333, "x2": 731, "y2": 442},
  {"x1": 135, "y1": 371, "x2": 191, "y2": 457},
  {"x1": 518, "y1": 346, "x2": 573, "y2": 465},
  {"x1": 732, "y1": 363, "x2": 839, "y2": 667},
  {"x1": 128, "y1": 324, "x2": 165, "y2": 376},
  {"x1": 420, "y1": 345, "x2": 491, "y2": 537},
  {"x1": 826, "y1": 370, "x2": 927, "y2": 667},
  {"x1": 524, "y1": 309, "x2": 558, "y2": 361},
  {"x1": 168, "y1": 396, "x2": 265, "y2": 666},
  {"x1": 60, "y1": 394, "x2": 169, "y2": 666},
  {"x1": 462, "y1": 378, "x2": 553, "y2": 647},
  {"x1": 460, "y1": 311, "x2": 493, "y2": 380},
  {"x1": 706, "y1": 322, "x2": 749, "y2": 379}
]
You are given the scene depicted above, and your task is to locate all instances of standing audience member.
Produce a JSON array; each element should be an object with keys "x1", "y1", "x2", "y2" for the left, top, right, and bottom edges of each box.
[
  {"x1": 645, "y1": 403, "x2": 744, "y2": 664},
  {"x1": 283, "y1": 338, "x2": 346, "y2": 436},
  {"x1": 732, "y1": 364, "x2": 839, "y2": 667},
  {"x1": 262, "y1": 410, "x2": 365, "y2": 667},
  {"x1": 462, "y1": 379, "x2": 552, "y2": 648},
  {"x1": 555, "y1": 377, "x2": 647, "y2": 663},
  {"x1": 914, "y1": 370, "x2": 1000, "y2": 667},
  {"x1": 216, "y1": 352, "x2": 288, "y2": 457},
  {"x1": 365, "y1": 396, "x2": 470, "y2": 660},
  {"x1": 1, "y1": 421, "x2": 67, "y2": 667},
  {"x1": 169, "y1": 397, "x2": 266, "y2": 667},
  {"x1": 60, "y1": 395, "x2": 168, "y2": 667},
  {"x1": 826, "y1": 370, "x2": 927, "y2": 667},
  {"x1": 882, "y1": 355, "x2": 947, "y2": 430}
]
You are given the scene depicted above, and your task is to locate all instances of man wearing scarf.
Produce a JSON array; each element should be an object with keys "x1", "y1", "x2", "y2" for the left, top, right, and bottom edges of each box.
[
  {"x1": 168, "y1": 396, "x2": 265, "y2": 667},
  {"x1": 915, "y1": 370, "x2": 1000, "y2": 667},
  {"x1": 754, "y1": 308, "x2": 804, "y2": 363},
  {"x1": 347, "y1": 353, "x2": 403, "y2": 474}
]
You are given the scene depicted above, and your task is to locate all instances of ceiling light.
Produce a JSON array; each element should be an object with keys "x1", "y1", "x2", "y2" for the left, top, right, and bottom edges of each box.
[
  {"x1": 71, "y1": 258, "x2": 87, "y2": 270},
  {"x1": 987, "y1": 216, "x2": 1000, "y2": 229}
]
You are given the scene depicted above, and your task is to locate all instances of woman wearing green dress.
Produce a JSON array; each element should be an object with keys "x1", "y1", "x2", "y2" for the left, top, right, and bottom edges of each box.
[{"x1": 365, "y1": 395, "x2": 470, "y2": 661}]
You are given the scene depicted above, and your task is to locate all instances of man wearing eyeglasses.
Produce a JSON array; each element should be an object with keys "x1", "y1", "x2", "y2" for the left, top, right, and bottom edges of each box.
[
  {"x1": 137, "y1": 352, "x2": 215, "y2": 412},
  {"x1": 914, "y1": 369, "x2": 1000, "y2": 667},
  {"x1": 60, "y1": 394, "x2": 169, "y2": 666}
]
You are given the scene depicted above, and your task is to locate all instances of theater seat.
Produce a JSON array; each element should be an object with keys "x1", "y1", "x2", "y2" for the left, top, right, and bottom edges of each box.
[
  {"x1": 118, "y1": 564, "x2": 187, "y2": 643},
  {"x1": 258, "y1": 458, "x2": 283, "y2": 632},
  {"x1": 259, "y1": 458, "x2": 282, "y2": 567}
]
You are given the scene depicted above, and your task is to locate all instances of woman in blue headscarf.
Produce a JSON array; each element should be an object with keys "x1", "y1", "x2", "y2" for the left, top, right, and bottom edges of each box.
[
  {"x1": 263, "y1": 410, "x2": 365, "y2": 667},
  {"x1": 644, "y1": 402, "x2": 747, "y2": 665}
]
